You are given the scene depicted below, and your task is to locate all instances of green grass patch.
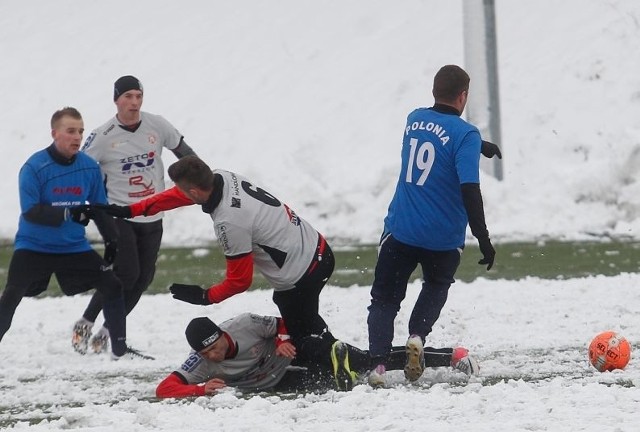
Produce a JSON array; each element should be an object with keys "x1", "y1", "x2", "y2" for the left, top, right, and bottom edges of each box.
[{"x1": 1, "y1": 240, "x2": 639, "y2": 297}]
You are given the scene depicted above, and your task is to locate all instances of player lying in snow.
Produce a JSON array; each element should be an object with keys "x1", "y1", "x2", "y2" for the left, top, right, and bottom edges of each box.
[{"x1": 155, "y1": 313, "x2": 479, "y2": 398}]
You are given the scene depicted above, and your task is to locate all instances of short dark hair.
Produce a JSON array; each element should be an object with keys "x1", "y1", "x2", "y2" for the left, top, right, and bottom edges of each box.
[
  {"x1": 51, "y1": 107, "x2": 82, "y2": 129},
  {"x1": 168, "y1": 155, "x2": 215, "y2": 190},
  {"x1": 432, "y1": 65, "x2": 470, "y2": 102}
]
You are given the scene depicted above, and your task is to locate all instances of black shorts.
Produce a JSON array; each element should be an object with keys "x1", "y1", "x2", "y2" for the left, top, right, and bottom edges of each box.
[{"x1": 6, "y1": 249, "x2": 120, "y2": 297}]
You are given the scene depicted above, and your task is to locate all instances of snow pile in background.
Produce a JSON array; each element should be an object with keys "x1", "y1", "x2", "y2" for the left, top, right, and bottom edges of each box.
[{"x1": 1, "y1": 0, "x2": 639, "y2": 248}]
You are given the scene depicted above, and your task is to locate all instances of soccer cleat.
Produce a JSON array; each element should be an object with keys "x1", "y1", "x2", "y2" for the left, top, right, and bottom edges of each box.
[
  {"x1": 330, "y1": 341, "x2": 357, "y2": 391},
  {"x1": 451, "y1": 347, "x2": 480, "y2": 376},
  {"x1": 404, "y1": 335, "x2": 425, "y2": 382},
  {"x1": 368, "y1": 364, "x2": 387, "y2": 388},
  {"x1": 71, "y1": 321, "x2": 92, "y2": 355},
  {"x1": 111, "y1": 346, "x2": 156, "y2": 361},
  {"x1": 90, "y1": 328, "x2": 110, "y2": 354}
]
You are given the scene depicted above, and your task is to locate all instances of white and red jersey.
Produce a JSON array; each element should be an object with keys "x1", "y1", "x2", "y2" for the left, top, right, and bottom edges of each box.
[
  {"x1": 169, "y1": 313, "x2": 292, "y2": 393},
  {"x1": 210, "y1": 169, "x2": 319, "y2": 291},
  {"x1": 81, "y1": 111, "x2": 183, "y2": 223},
  {"x1": 129, "y1": 169, "x2": 321, "y2": 294}
]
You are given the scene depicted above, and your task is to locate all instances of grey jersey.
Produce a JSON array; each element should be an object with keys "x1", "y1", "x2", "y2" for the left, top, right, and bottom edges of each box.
[
  {"x1": 81, "y1": 111, "x2": 183, "y2": 223},
  {"x1": 211, "y1": 170, "x2": 320, "y2": 290},
  {"x1": 177, "y1": 313, "x2": 291, "y2": 391}
]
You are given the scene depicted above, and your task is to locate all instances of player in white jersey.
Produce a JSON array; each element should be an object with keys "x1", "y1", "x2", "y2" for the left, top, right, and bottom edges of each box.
[
  {"x1": 156, "y1": 313, "x2": 478, "y2": 397},
  {"x1": 71, "y1": 76, "x2": 197, "y2": 356},
  {"x1": 98, "y1": 155, "x2": 357, "y2": 390}
]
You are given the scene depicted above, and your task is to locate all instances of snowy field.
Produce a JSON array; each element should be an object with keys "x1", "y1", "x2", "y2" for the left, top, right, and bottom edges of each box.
[{"x1": 2, "y1": 274, "x2": 640, "y2": 431}]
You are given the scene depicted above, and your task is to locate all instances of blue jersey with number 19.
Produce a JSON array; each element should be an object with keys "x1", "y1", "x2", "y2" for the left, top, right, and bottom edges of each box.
[{"x1": 383, "y1": 107, "x2": 481, "y2": 250}]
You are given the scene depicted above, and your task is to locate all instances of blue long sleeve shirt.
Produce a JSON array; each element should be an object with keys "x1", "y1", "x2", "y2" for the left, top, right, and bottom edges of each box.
[{"x1": 14, "y1": 144, "x2": 108, "y2": 253}]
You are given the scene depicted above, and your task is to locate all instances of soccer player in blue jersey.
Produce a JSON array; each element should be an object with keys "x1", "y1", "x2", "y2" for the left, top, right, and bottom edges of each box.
[
  {"x1": 0, "y1": 107, "x2": 132, "y2": 359},
  {"x1": 367, "y1": 65, "x2": 495, "y2": 386}
]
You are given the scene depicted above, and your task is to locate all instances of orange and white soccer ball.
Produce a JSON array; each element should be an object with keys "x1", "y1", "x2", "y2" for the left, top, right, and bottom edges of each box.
[{"x1": 588, "y1": 331, "x2": 631, "y2": 372}]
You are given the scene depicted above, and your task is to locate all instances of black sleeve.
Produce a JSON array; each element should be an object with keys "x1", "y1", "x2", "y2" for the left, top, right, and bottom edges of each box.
[
  {"x1": 171, "y1": 138, "x2": 197, "y2": 159},
  {"x1": 91, "y1": 206, "x2": 119, "y2": 243},
  {"x1": 460, "y1": 183, "x2": 489, "y2": 241},
  {"x1": 23, "y1": 204, "x2": 66, "y2": 227}
]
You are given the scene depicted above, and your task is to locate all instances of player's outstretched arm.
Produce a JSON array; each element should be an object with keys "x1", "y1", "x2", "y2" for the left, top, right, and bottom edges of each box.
[
  {"x1": 94, "y1": 186, "x2": 195, "y2": 219},
  {"x1": 156, "y1": 372, "x2": 210, "y2": 398}
]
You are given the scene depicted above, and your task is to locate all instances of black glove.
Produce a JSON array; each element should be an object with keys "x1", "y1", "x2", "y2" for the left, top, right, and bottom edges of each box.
[
  {"x1": 67, "y1": 205, "x2": 93, "y2": 226},
  {"x1": 477, "y1": 237, "x2": 495, "y2": 271},
  {"x1": 170, "y1": 283, "x2": 211, "y2": 305},
  {"x1": 103, "y1": 240, "x2": 118, "y2": 266},
  {"x1": 481, "y1": 140, "x2": 502, "y2": 159},
  {"x1": 92, "y1": 204, "x2": 132, "y2": 219}
]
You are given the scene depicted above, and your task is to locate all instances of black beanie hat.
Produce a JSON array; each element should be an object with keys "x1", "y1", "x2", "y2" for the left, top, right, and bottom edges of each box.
[
  {"x1": 114, "y1": 75, "x2": 143, "y2": 101},
  {"x1": 185, "y1": 317, "x2": 223, "y2": 352}
]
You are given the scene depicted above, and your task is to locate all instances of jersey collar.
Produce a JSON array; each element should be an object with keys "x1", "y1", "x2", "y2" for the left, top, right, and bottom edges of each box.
[
  {"x1": 431, "y1": 103, "x2": 461, "y2": 116},
  {"x1": 46, "y1": 143, "x2": 77, "y2": 165},
  {"x1": 223, "y1": 333, "x2": 238, "y2": 359},
  {"x1": 201, "y1": 173, "x2": 224, "y2": 214}
]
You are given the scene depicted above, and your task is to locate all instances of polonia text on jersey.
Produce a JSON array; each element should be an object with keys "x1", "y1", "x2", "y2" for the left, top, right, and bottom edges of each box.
[{"x1": 405, "y1": 121, "x2": 450, "y2": 145}]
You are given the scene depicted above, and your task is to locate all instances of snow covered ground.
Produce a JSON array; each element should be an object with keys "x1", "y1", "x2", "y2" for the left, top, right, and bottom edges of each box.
[
  {"x1": 2, "y1": 275, "x2": 640, "y2": 431},
  {"x1": 2, "y1": 0, "x2": 640, "y2": 430}
]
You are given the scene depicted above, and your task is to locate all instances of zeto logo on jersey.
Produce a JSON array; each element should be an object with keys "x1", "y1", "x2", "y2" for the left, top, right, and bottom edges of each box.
[{"x1": 120, "y1": 152, "x2": 156, "y2": 172}]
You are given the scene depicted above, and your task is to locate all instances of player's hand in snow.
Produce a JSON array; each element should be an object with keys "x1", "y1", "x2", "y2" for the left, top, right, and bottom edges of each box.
[{"x1": 203, "y1": 378, "x2": 226, "y2": 395}]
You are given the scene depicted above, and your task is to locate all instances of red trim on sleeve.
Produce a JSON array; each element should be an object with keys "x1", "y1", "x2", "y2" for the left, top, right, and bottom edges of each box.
[
  {"x1": 206, "y1": 253, "x2": 254, "y2": 303},
  {"x1": 275, "y1": 317, "x2": 291, "y2": 348},
  {"x1": 156, "y1": 372, "x2": 206, "y2": 399},
  {"x1": 129, "y1": 186, "x2": 194, "y2": 217},
  {"x1": 276, "y1": 317, "x2": 289, "y2": 337}
]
